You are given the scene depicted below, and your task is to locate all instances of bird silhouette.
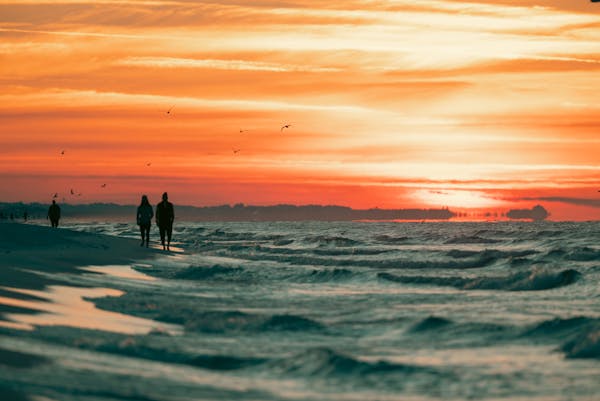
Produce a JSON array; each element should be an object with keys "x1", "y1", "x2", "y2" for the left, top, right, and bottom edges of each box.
[
  {"x1": 60, "y1": 150, "x2": 65, "y2": 155},
  {"x1": 70, "y1": 189, "x2": 75, "y2": 195},
  {"x1": 101, "y1": 184, "x2": 106, "y2": 188},
  {"x1": 53, "y1": 193, "x2": 58, "y2": 199},
  {"x1": 232, "y1": 148, "x2": 241, "y2": 154},
  {"x1": 281, "y1": 124, "x2": 291, "y2": 132},
  {"x1": 166, "y1": 106, "x2": 174, "y2": 115}
]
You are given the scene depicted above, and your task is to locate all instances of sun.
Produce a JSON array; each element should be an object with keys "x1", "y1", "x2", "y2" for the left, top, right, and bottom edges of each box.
[{"x1": 413, "y1": 189, "x2": 505, "y2": 209}]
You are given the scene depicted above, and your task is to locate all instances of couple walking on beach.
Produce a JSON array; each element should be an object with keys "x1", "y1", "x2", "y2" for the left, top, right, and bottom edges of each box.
[{"x1": 137, "y1": 192, "x2": 174, "y2": 250}]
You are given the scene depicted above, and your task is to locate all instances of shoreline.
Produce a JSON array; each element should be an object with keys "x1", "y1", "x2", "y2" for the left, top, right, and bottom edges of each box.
[{"x1": 0, "y1": 222, "x2": 162, "y2": 328}]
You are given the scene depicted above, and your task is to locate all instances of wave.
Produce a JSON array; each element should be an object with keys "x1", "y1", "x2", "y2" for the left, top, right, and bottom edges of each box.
[
  {"x1": 312, "y1": 248, "x2": 392, "y2": 256},
  {"x1": 0, "y1": 347, "x2": 50, "y2": 368},
  {"x1": 188, "y1": 354, "x2": 268, "y2": 370},
  {"x1": 306, "y1": 268, "x2": 355, "y2": 282},
  {"x1": 446, "y1": 249, "x2": 537, "y2": 259},
  {"x1": 561, "y1": 324, "x2": 600, "y2": 359},
  {"x1": 302, "y1": 235, "x2": 362, "y2": 247},
  {"x1": 409, "y1": 316, "x2": 452, "y2": 332},
  {"x1": 565, "y1": 247, "x2": 600, "y2": 262},
  {"x1": 523, "y1": 317, "x2": 598, "y2": 340},
  {"x1": 182, "y1": 311, "x2": 324, "y2": 333},
  {"x1": 544, "y1": 247, "x2": 600, "y2": 262},
  {"x1": 261, "y1": 314, "x2": 325, "y2": 331},
  {"x1": 226, "y1": 252, "x2": 499, "y2": 270},
  {"x1": 444, "y1": 235, "x2": 501, "y2": 244},
  {"x1": 379, "y1": 268, "x2": 581, "y2": 291},
  {"x1": 403, "y1": 317, "x2": 516, "y2": 344},
  {"x1": 199, "y1": 229, "x2": 288, "y2": 242},
  {"x1": 174, "y1": 265, "x2": 245, "y2": 280},
  {"x1": 62, "y1": 328, "x2": 269, "y2": 371},
  {"x1": 272, "y1": 347, "x2": 436, "y2": 378},
  {"x1": 373, "y1": 235, "x2": 410, "y2": 244}
]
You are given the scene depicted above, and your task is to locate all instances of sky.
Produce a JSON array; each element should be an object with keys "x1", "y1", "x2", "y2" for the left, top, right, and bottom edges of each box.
[{"x1": 0, "y1": 0, "x2": 599, "y2": 220}]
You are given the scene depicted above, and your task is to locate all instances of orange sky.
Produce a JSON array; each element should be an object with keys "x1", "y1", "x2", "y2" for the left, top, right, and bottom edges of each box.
[{"x1": 1, "y1": 0, "x2": 599, "y2": 220}]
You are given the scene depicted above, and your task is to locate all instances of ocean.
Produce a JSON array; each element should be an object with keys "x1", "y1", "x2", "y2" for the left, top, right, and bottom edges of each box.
[{"x1": 1, "y1": 221, "x2": 599, "y2": 401}]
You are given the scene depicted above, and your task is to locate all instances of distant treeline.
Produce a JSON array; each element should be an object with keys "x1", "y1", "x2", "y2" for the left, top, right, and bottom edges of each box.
[
  {"x1": 506, "y1": 205, "x2": 549, "y2": 222},
  {"x1": 0, "y1": 202, "x2": 549, "y2": 222}
]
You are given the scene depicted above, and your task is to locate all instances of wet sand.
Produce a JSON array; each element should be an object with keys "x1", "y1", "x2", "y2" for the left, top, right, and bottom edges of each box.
[{"x1": 0, "y1": 222, "x2": 160, "y2": 328}]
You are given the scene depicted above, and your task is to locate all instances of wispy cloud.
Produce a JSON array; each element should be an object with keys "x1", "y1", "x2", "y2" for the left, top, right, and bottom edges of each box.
[{"x1": 118, "y1": 57, "x2": 341, "y2": 73}]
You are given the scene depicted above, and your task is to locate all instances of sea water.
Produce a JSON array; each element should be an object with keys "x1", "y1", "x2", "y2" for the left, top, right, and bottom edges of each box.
[{"x1": 1, "y1": 221, "x2": 599, "y2": 400}]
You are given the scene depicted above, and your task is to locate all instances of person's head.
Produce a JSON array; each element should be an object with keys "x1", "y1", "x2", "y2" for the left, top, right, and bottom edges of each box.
[
  {"x1": 52, "y1": 200, "x2": 56, "y2": 205},
  {"x1": 162, "y1": 192, "x2": 168, "y2": 201},
  {"x1": 140, "y1": 195, "x2": 149, "y2": 206}
]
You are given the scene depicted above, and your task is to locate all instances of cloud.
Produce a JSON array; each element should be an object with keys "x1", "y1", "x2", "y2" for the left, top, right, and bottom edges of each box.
[
  {"x1": 118, "y1": 57, "x2": 340, "y2": 73},
  {"x1": 520, "y1": 197, "x2": 600, "y2": 208}
]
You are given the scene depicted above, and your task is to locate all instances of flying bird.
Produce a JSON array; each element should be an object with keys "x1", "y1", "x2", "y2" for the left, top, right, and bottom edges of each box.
[
  {"x1": 232, "y1": 148, "x2": 241, "y2": 154},
  {"x1": 166, "y1": 106, "x2": 174, "y2": 115},
  {"x1": 60, "y1": 150, "x2": 65, "y2": 155},
  {"x1": 70, "y1": 189, "x2": 75, "y2": 195},
  {"x1": 53, "y1": 193, "x2": 58, "y2": 199},
  {"x1": 101, "y1": 184, "x2": 106, "y2": 188},
  {"x1": 146, "y1": 162, "x2": 152, "y2": 166},
  {"x1": 281, "y1": 124, "x2": 291, "y2": 132}
]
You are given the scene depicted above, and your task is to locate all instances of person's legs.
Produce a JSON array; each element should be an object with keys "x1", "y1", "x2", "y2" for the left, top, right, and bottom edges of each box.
[
  {"x1": 139, "y1": 225, "x2": 145, "y2": 245},
  {"x1": 166, "y1": 225, "x2": 173, "y2": 250},
  {"x1": 144, "y1": 225, "x2": 150, "y2": 246},
  {"x1": 159, "y1": 226, "x2": 166, "y2": 249}
]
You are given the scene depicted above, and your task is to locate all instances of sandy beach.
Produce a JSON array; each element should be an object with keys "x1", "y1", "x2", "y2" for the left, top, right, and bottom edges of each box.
[
  {"x1": 0, "y1": 222, "x2": 175, "y2": 400},
  {"x1": 0, "y1": 222, "x2": 170, "y2": 330}
]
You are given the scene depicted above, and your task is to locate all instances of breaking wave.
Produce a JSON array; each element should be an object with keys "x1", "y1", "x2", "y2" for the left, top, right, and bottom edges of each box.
[
  {"x1": 379, "y1": 268, "x2": 581, "y2": 291},
  {"x1": 272, "y1": 347, "x2": 437, "y2": 378}
]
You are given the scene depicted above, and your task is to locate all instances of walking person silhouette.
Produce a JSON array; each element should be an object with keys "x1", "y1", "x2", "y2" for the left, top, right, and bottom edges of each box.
[
  {"x1": 156, "y1": 192, "x2": 174, "y2": 251},
  {"x1": 137, "y1": 195, "x2": 154, "y2": 247},
  {"x1": 47, "y1": 200, "x2": 61, "y2": 228}
]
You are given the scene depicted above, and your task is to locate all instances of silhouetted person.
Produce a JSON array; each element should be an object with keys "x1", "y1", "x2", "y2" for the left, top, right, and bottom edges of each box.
[
  {"x1": 23, "y1": 211, "x2": 28, "y2": 221},
  {"x1": 137, "y1": 195, "x2": 154, "y2": 247},
  {"x1": 156, "y1": 192, "x2": 174, "y2": 250},
  {"x1": 47, "y1": 200, "x2": 61, "y2": 227}
]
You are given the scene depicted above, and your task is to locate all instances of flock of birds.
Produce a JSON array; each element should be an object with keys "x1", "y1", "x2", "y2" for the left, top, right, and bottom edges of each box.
[
  {"x1": 163, "y1": 106, "x2": 292, "y2": 155},
  {"x1": 51, "y1": 106, "x2": 293, "y2": 200}
]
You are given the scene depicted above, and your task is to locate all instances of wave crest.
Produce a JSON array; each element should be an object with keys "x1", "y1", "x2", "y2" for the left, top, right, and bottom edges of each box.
[
  {"x1": 273, "y1": 347, "x2": 434, "y2": 377},
  {"x1": 379, "y1": 268, "x2": 581, "y2": 291},
  {"x1": 561, "y1": 325, "x2": 600, "y2": 359},
  {"x1": 183, "y1": 311, "x2": 324, "y2": 333}
]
